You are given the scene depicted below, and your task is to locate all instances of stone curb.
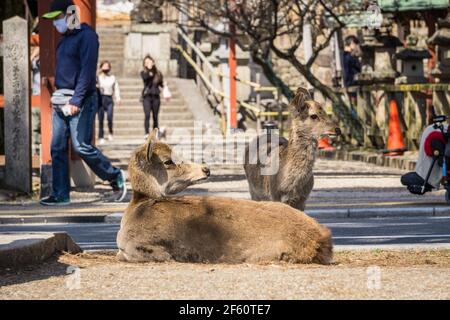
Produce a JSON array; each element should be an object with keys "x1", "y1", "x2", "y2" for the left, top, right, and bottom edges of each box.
[
  {"x1": 306, "y1": 206, "x2": 450, "y2": 219},
  {"x1": 1, "y1": 206, "x2": 449, "y2": 226},
  {"x1": 318, "y1": 149, "x2": 417, "y2": 171},
  {"x1": 0, "y1": 232, "x2": 81, "y2": 269},
  {"x1": 0, "y1": 214, "x2": 108, "y2": 225},
  {"x1": 106, "y1": 206, "x2": 450, "y2": 223}
]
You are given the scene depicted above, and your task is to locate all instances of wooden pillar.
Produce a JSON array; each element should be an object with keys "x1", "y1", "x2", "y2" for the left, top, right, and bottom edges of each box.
[
  {"x1": 38, "y1": 0, "x2": 58, "y2": 198},
  {"x1": 70, "y1": 0, "x2": 97, "y2": 188},
  {"x1": 73, "y1": 0, "x2": 96, "y2": 28},
  {"x1": 38, "y1": 0, "x2": 97, "y2": 196},
  {"x1": 228, "y1": 23, "x2": 237, "y2": 131},
  {"x1": 425, "y1": 13, "x2": 437, "y2": 125}
]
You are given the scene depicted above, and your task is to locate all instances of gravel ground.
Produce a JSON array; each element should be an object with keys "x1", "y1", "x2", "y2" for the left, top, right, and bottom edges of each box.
[{"x1": 1, "y1": 250, "x2": 449, "y2": 300}]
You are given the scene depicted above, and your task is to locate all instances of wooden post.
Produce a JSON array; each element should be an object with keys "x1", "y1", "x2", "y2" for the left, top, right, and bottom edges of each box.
[
  {"x1": 228, "y1": 23, "x2": 237, "y2": 131},
  {"x1": 74, "y1": 0, "x2": 96, "y2": 28},
  {"x1": 38, "y1": 0, "x2": 58, "y2": 197},
  {"x1": 2, "y1": 16, "x2": 32, "y2": 194},
  {"x1": 256, "y1": 72, "x2": 261, "y2": 135},
  {"x1": 70, "y1": 0, "x2": 97, "y2": 188}
]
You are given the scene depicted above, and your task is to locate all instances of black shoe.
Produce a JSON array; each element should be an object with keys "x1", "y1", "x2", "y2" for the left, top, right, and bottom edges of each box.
[
  {"x1": 110, "y1": 170, "x2": 127, "y2": 202},
  {"x1": 40, "y1": 196, "x2": 70, "y2": 206}
]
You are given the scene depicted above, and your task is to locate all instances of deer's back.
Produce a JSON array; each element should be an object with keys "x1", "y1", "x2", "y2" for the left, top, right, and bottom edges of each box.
[{"x1": 117, "y1": 195, "x2": 332, "y2": 264}]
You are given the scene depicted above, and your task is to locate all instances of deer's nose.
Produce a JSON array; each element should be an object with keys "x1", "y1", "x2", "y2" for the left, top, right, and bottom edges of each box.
[
  {"x1": 202, "y1": 167, "x2": 211, "y2": 177},
  {"x1": 335, "y1": 128, "x2": 342, "y2": 136}
]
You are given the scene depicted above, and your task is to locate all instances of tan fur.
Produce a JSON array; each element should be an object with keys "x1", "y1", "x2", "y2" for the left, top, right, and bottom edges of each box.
[
  {"x1": 117, "y1": 131, "x2": 333, "y2": 265},
  {"x1": 244, "y1": 87, "x2": 341, "y2": 210},
  {"x1": 129, "y1": 129, "x2": 210, "y2": 198},
  {"x1": 117, "y1": 195, "x2": 333, "y2": 264}
]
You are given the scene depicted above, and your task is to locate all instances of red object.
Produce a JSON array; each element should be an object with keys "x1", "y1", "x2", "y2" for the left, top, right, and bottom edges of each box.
[
  {"x1": 30, "y1": 34, "x2": 40, "y2": 46},
  {"x1": 385, "y1": 98, "x2": 406, "y2": 156},
  {"x1": 74, "y1": 0, "x2": 96, "y2": 29},
  {"x1": 228, "y1": 23, "x2": 237, "y2": 130},
  {"x1": 423, "y1": 131, "x2": 446, "y2": 157},
  {"x1": 38, "y1": 0, "x2": 59, "y2": 165},
  {"x1": 318, "y1": 137, "x2": 335, "y2": 150}
]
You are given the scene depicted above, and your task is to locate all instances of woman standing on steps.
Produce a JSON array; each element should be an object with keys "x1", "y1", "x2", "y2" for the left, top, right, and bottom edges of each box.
[
  {"x1": 141, "y1": 55, "x2": 165, "y2": 139},
  {"x1": 97, "y1": 60, "x2": 121, "y2": 145}
]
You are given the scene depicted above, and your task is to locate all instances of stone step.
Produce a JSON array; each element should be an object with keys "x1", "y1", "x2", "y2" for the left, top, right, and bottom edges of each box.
[
  {"x1": 109, "y1": 127, "x2": 207, "y2": 136},
  {"x1": 119, "y1": 99, "x2": 185, "y2": 105},
  {"x1": 114, "y1": 113, "x2": 193, "y2": 121},
  {"x1": 114, "y1": 106, "x2": 189, "y2": 113},
  {"x1": 99, "y1": 42, "x2": 123, "y2": 48},
  {"x1": 106, "y1": 119, "x2": 195, "y2": 129},
  {"x1": 99, "y1": 50, "x2": 124, "y2": 57},
  {"x1": 119, "y1": 92, "x2": 183, "y2": 100},
  {"x1": 99, "y1": 38, "x2": 125, "y2": 46},
  {"x1": 99, "y1": 32, "x2": 124, "y2": 36},
  {"x1": 119, "y1": 90, "x2": 183, "y2": 99},
  {"x1": 117, "y1": 103, "x2": 188, "y2": 110}
]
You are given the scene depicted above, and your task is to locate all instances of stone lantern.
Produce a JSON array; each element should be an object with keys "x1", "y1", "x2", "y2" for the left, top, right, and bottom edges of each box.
[
  {"x1": 395, "y1": 35, "x2": 431, "y2": 84},
  {"x1": 370, "y1": 15, "x2": 403, "y2": 84},
  {"x1": 429, "y1": 13, "x2": 450, "y2": 118},
  {"x1": 353, "y1": 28, "x2": 377, "y2": 85},
  {"x1": 372, "y1": 34, "x2": 403, "y2": 83},
  {"x1": 428, "y1": 13, "x2": 450, "y2": 81}
]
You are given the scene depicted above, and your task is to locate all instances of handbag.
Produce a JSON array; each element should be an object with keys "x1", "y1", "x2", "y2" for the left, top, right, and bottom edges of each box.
[{"x1": 162, "y1": 85, "x2": 172, "y2": 101}]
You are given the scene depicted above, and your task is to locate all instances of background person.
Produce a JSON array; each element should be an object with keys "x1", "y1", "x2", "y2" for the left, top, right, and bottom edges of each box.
[
  {"x1": 97, "y1": 60, "x2": 121, "y2": 145},
  {"x1": 141, "y1": 55, "x2": 164, "y2": 139},
  {"x1": 342, "y1": 35, "x2": 361, "y2": 106}
]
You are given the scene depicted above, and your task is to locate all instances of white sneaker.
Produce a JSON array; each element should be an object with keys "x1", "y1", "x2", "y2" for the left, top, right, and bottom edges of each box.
[
  {"x1": 99, "y1": 138, "x2": 105, "y2": 145},
  {"x1": 108, "y1": 134, "x2": 114, "y2": 142}
]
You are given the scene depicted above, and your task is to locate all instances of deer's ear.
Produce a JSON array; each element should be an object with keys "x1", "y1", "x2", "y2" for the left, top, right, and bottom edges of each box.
[
  {"x1": 145, "y1": 129, "x2": 159, "y2": 162},
  {"x1": 290, "y1": 87, "x2": 312, "y2": 117}
]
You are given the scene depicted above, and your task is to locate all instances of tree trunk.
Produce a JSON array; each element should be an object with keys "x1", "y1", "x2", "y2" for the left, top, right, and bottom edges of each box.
[{"x1": 251, "y1": 52, "x2": 294, "y2": 100}]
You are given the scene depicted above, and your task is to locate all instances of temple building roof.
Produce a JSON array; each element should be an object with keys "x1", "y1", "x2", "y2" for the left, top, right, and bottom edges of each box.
[{"x1": 378, "y1": 0, "x2": 449, "y2": 12}]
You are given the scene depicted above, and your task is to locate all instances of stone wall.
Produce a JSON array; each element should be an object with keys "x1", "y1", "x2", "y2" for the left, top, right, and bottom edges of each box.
[
  {"x1": 123, "y1": 23, "x2": 178, "y2": 77},
  {"x1": 271, "y1": 40, "x2": 334, "y2": 93}
]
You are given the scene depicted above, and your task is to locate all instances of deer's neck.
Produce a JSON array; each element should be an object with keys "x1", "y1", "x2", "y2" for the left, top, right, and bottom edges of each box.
[{"x1": 280, "y1": 124, "x2": 317, "y2": 184}]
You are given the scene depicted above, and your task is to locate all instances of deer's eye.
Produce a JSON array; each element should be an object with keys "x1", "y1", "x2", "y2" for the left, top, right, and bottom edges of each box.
[
  {"x1": 164, "y1": 160, "x2": 175, "y2": 166},
  {"x1": 310, "y1": 114, "x2": 319, "y2": 120}
]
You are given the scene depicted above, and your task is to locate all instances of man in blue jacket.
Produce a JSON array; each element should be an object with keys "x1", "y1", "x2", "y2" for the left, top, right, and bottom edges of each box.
[{"x1": 40, "y1": 0, "x2": 126, "y2": 205}]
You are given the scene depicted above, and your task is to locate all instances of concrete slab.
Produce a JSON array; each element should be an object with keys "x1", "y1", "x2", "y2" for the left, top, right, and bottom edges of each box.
[{"x1": 0, "y1": 232, "x2": 81, "y2": 269}]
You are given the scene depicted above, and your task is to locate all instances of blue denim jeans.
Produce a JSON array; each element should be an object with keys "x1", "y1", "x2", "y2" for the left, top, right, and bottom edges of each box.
[{"x1": 51, "y1": 93, "x2": 120, "y2": 199}]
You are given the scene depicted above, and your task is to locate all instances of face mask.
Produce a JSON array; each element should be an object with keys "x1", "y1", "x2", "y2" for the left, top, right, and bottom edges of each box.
[{"x1": 53, "y1": 16, "x2": 68, "y2": 34}]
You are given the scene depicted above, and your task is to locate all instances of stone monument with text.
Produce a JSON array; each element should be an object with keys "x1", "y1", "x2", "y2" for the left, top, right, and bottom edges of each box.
[{"x1": 2, "y1": 16, "x2": 32, "y2": 194}]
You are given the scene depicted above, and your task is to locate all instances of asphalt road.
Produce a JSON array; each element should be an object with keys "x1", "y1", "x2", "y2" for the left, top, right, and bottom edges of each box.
[{"x1": 1, "y1": 216, "x2": 449, "y2": 251}]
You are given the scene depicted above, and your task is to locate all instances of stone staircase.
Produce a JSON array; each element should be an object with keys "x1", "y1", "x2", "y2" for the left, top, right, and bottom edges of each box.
[
  {"x1": 98, "y1": 25, "x2": 125, "y2": 76},
  {"x1": 96, "y1": 24, "x2": 248, "y2": 176}
]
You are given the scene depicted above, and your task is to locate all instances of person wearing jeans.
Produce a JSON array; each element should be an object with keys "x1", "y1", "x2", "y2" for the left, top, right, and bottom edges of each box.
[{"x1": 40, "y1": 0, "x2": 126, "y2": 205}]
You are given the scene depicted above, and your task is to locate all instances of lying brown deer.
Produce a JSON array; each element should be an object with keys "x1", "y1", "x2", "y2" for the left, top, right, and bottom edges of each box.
[
  {"x1": 117, "y1": 129, "x2": 333, "y2": 264},
  {"x1": 244, "y1": 87, "x2": 341, "y2": 211}
]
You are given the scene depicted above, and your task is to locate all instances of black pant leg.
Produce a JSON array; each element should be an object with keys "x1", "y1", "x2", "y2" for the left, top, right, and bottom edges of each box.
[
  {"x1": 151, "y1": 97, "x2": 161, "y2": 129},
  {"x1": 143, "y1": 96, "x2": 152, "y2": 134}
]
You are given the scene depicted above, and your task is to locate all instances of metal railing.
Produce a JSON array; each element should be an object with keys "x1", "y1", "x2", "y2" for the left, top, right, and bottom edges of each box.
[{"x1": 175, "y1": 27, "x2": 291, "y2": 135}]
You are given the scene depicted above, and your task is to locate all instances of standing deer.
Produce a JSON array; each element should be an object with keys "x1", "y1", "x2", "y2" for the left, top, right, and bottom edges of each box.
[
  {"x1": 117, "y1": 129, "x2": 333, "y2": 264},
  {"x1": 244, "y1": 88, "x2": 341, "y2": 210}
]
